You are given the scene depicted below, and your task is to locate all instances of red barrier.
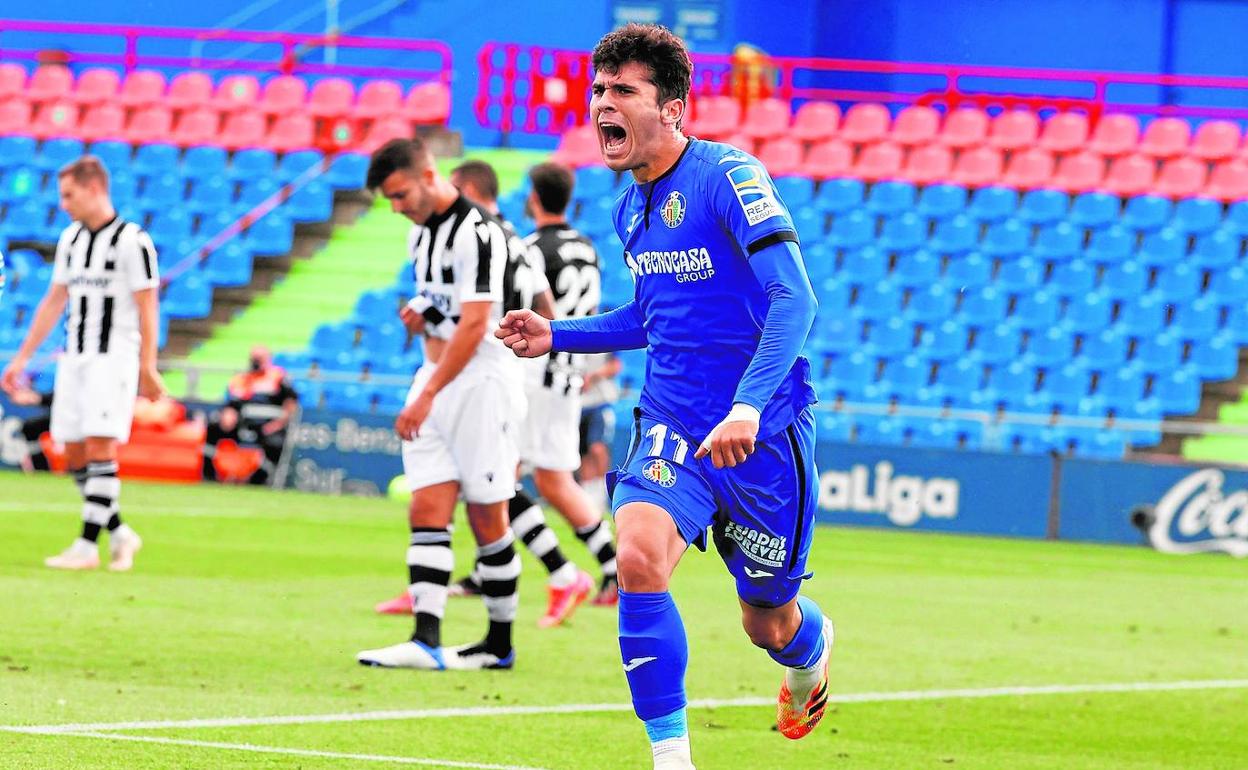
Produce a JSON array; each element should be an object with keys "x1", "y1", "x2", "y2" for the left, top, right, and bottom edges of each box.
[
  {"x1": 0, "y1": 19, "x2": 452, "y2": 84},
  {"x1": 476, "y1": 41, "x2": 1248, "y2": 136}
]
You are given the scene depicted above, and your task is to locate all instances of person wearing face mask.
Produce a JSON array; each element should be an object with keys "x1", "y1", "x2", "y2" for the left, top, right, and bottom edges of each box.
[{"x1": 201, "y1": 344, "x2": 299, "y2": 485}]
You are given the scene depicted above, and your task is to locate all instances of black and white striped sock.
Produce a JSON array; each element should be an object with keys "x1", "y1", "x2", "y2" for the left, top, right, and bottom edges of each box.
[
  {"x1": 508, "y1": 489, "x2": 572, "y2": 580},
  {"x1": 477, "y1": 530, "x2": 520, "y2": 656},
  {"x1": 576, "y1": 519, "x2": 618, "y2": 581},
  {"x1": 407, "y1": 527, "x2": 453, "y2": 649},
  {"x1": 80, "y1": 461, "x2": 120, "y2": 543}
]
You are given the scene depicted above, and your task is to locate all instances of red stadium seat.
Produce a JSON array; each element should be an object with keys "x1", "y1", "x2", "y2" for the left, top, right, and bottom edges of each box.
[
  {"x1": 125, "y1": 105, "x2": 173, "y2": 144},
  {"x1": 26, "y1": 66, "x2": 73, "y2": 104},
  {"x1": 221, "y1": 110, "x2": 268, "y2": 151},
  {"x1": 214, "y1": 74, "x2": 261, "y2": 113},
  {"x1": 804, "y1": 139, "x2": 852, "y2": 179},
  {"x1": 686, "y1": 95, "x2": 739, "y2": 140},
  {"x1": 117, "y1": 70, "x2": 167, "y2": 110},
  {"x1": 266, "y1": 113, "x2": 315, "y2": 153},
  {"x1": 756, "y1": 136, "x2": 803, "y2": 177},
  {"x1": 1101, "y1": 153, "x2": 1156, "y2": 197},
  {"x1": 308, "y1": 77, "x2": 355, "y2": 119},
  {"x1": 839, "y1": 103, "x2": 891, "y2": 145},
  {"x1": 720, "y1": 133, "x2": 755, "y2": 155},
  {"x1": 31, "y1": 100, "x2": 79, "y2": 139},
  {"x1": 1001, "y1": 147, "x2": 1054, "y2": 188},
  {"x1": 890, "y1": 105, "x2": 940, "y2": 147},
  {"x1": 1154, "y1": 156, "x2": 1207, "y2": 198},
  {"x1": 1087, "y1": 114, "x2": 1140, "y2": 157},
  {"x1": 852, "y1": 141, "x2": 903, "y2": 182},
  {"x1": 1051, "y1": 150, "x2": 1105, "y2": 193},
  {"x1": 360, "y1": 116, "x2": 414, "y2": 154},
  {"x1": 78, "y1": 103, "x2": 127, "y2": 143},
  {"x1": 988, "y1": 110, "x2": 1040, "y2": 152},
  {"x1": 0, "y1": 98, "x2": 32, "y2": 135},
  {"x1": 167, "y1": 71, "x2": 216, "y2": 112},
  {"x1": 948, "y1": 145, "x2": 1003, "y2": 187},
  {"x1": 260, "y1": 76, "x2": 308, "y2": 116},
  {"x1": 1205, "y1": 160, "x2": 1248, "y2": 203},
  {"x1": 0, "y1": 63, "x2": 26, "y2": 102},
  {"x1": 1139, "y1": 117, "x2": 1191, "y2": 159},
  {"x1": 551, "y1": 124, "x2": 599, "y2": 167},
  {"x1": 899, "y1": 144, "x2": 953, "y2": 185},
  {"x1": 740, "y1": 98, "x2": 791, "y2": 141},
  {"x1": 405, "y1": 81, "x2": 451, "y2": 125},
  {"x1": 73, "y1": 68, "x2": 120, "y2": 106},
  {"x1": 1191, "y1": 120, "x2": 1242, "y2": 162},
  {"x1": 172, "y1": 108, "x2": 221, "y2": 147},
  {"x1": 354, "y1": 79, "x2": 404, "y2": 121},
  {"x1": 939, "y1": 107, "x2": 990, "y2": 150},
  {"x1": 1037, "y1": 112, "x2": 1090, "y2": 154},
  {"x1": 791, "y1": 101, "x2": 840, "y2": 144}
]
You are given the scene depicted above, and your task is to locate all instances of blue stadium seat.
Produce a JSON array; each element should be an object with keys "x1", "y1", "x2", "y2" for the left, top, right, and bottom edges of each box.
[
  {"x1": 1045, "y1": 363, "x2": 1092, "y2": 412},
  {"x1": 181, "y1": 145, "x2": 229, "y2": 180},
  {"x1": 133, "y1": 143, "x2": 181, "y2": 179},
  {"x1": 110, "y1": 172, "x2": 139, "y2": 209},
  {"x1": 1225, "y1": 201, "x2": 1248, "y2": 236},
  {"x1": 960, "y1": 285, "x2": 1008, "y2": 326},
  {"x1": 930, "y1": 215, "x2": 976, "y2": 254},
  {"x1": 855, "y1": 415, "x2": 907, "y2": 446},
  {"x1": 944, "y1": 252, "x2": 991, "y2": 289},
  {"x1": 773, "y1": 176, "x2": 814, "y2": 209},
  {"x1": 1081, "y1": 327, "x2": 1129, "y2": 370},
  {"x1": 863, "y1": 316, "x2": 913, "y2": 357},
  {"x1": 203, "y1": 242, "x2": 253, "y2": 287},
  {"x1": 359, "y1": 322, "x2": 407, "y2": 358},
  {"x1": 1190, "y1": 332, "x2": 1238, "y2": 381},
  {"x1": 864, "y1": 180, "x2": 917, "y2": 216},
  {"x1": 970, "y1": 322, "x2": 1021, "y2": 366},
  {"x1": 1138, "y1": 228, "x2": 1185, "y2": 267},
  {"x1": 326, "y1": 152, "x2": 369, "y2": 190},
  {"x1": 35, "y1": 138, "x2": 85, "y2": 172},
  {"x1": 1191, "y1": 229, "x2": 1237, "y2": 270},
  {"x1": 138, "y1": 173, "x2": 185, "y2": 210},
  {"x1": 1134, "y1": 331, "x2": 1183, "y2": 373},
  {"x1": 1080, "y1": 430, "x2": 1126, "y2": 460},
  {"x1": 1064, "y1": 291, "x2": 1113, "y2": 334},
  {"x1": 1069, "y1": 192, "x2": 1120, "y2": 229},
  {"x1": 918, "y1": 318, "x2": 968, "y2": 361},
  {"x1": 272, "y1": 351, "x2": 312, "y2": 375},
  {"x1": 854, "y1": 279, "x2": 904, "y2": 322},
  {"x1": 815, "y1": 177, "x2": 865, "y2": 214},
  {"x1": 828, "y1": 350, "x2": 875, "y2": 399},
  {"x1": 1098, "y1": 260, "x2": 1148, "y2": 300},
  {"x1": 1032, "y1": 222, "x2": 1081, "y2": 263},
  {"x1": 353, "y1": 288, "x2": 397, "y2": 326},
  {"x1": 1118, "y1": 291, "x2": 1168, "y2": 337},
  {"x1": 1170, "y1": 295, "x2": 1220, "y2": 340},
  {"x1": 879, "y1": 354, "x2": 928, "y2": 399},
  {"x1": 841, "y1": 246, "x2": 887, "y2": 286},
  {"x1": 986, "y1": 360, "x2": 1033, "y2": 401},
  {"x1": 1154, "y1": 366, "x2": 1200, "y2": 415},
  {"x1": 802, "y1": 243, "x2": 837, "y2": 284},
  {"x1": 915, "y1": 419, "x2": 960, "y2": 449},
  {"x1": 230, "y1": 148, "x2": 278, "y2": 182},
  {"x1": 1209, "y1": 265, "x2": 1248, "y2": 306},
  {"x1": 966, "y1": 186, "x2": 1018, "y2": 223},
  {"x1": 0, "y1": 136, "x2": 36, "y2": 168},
  {"x1": 309, "y1": 321, "x2": 357, "y2": 359},
  {"x1": 245, "y1": 213, "x2": 294, "y2": 255},
  {"x1": 878, "y1": 212, "x2": 925, "y2": 252},
  {"x1": 907, "y1": 282, "x2": 955, "y2": 324},
  {"x1": 893, "y1": 249, "x2": 940, "y2": 288},
  {"x1": 1017, "y1": 189, "x2": 1068, "y2": 225},
  {"x1": 996, "y1": 256, "x2": 1043, "y2": 294},
  {"x1": 980, "y1": 219, "x2": 1028, "y2": 259},
  {"x1": 573, "y1": 166, "x2": 618, "y2": 200},
  {"x1": 936, "y1": 357, "x2": 984, "y2": 394},
  {"x1": 1122, "y1": 195, "x2": 1172, "y2": 233},
  {"x1": 1153, "y1": 262, "x2": 1201, "y2": 303},
  {"x1": 792, "y1": 208, "x2": 827, "y2": 243},
  {"x1": 1048, "y1": 259, "x2": 1096, "y2": 297},
  {"x1": 1025, "y1": 325, "x2": 1074, "y2": 368},
  {"x1": 1097, "y1": 364, "x2": 1147, "y2": 411},
  {"x1": 817, "y1": 277, "x2": 852, "y2": 315},
  {"x1": 915, "y1": 183, "x2": 966, "y2": 221},
  {"x1": 1170, "y1": 197, "x2": 1221, "y2": 235},
  {"x1": 827, "y1": 211, "x2": 873, "y2": 249},
  {"x1": 1013, "y1": 287, "x2": 1060, "y2": 329},
  {"x1": 394, "y1": 261, "x2": 416, "y2": 295},
  {"x1": 162, "y1": 272, "x2": 212, "y2": 319},
  {"x1": 87, "y1": 140, "x2": 133, "y2": 172},
  {"x1": 1084, "y1": 225, "x2": 1133, "y2": 264},
  {"x1": 277, "y1": 149, "x2": 324, "y2": 184},
  {"x1": 148, "y1": 209, "x2": 194, "y2": 244},
  {"x1": 289, "y1": 178, "x2": 333, "y2": 222},
  {"x1": 813, "y1": 316, "x2": 861, "y2": 357},
  {"x1": 6, "y1": 200, "x2": 50, "y2": 241},
  {"x1": 815, "y1": 411, "x2": 853, "y2": 442},
  {"x1": 0, "y1": 167, "x2": 38, "y2": 204},
  {"x1": 322, "y1": 381, "x2": 371, "y2": 413},
  {"x1": 187, "y1": 177, "x2": 233, "y2": 216}
]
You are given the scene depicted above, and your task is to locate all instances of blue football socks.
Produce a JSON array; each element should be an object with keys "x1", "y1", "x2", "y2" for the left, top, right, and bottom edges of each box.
[
  {"x1": 618, "y1": 589, "x2": 689, "y2": 724},
  {"x1": 768, "y1": 595, "x2": 825, "y2": 669}
]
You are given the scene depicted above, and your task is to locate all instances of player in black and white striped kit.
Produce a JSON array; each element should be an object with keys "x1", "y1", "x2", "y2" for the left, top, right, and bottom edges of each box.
[
  {"x1": 1, "y1": 156, "x2": 166, "y2": 571},
  {"x1": 356, "y1": 138, "x2": 527, "y2": 672}
]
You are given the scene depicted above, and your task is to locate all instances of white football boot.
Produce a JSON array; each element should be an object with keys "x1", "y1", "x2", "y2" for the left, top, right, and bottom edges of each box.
[
  {"x1": 444, "y1": 641, "x2": 515, "y2": 670},
  {"x1": 108, "y1": 525, "x2": 142, "y2": 572},
  {"x1": 356, "y1": 640, "x2": 446, "y2": 670},
  {"x1": 44, "y1": 538, "x2": 100, "y2": 570}
]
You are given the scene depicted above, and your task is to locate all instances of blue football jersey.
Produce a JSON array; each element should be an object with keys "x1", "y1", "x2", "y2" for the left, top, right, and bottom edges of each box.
[{"x1": 612, "y1": 139, "x2": 817, "y2": 442}]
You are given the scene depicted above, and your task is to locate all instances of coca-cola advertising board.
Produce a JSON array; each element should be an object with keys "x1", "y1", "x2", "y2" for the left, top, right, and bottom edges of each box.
[{"x1": 1059, "y1": 458, "x2": 1248, "y2": 557}]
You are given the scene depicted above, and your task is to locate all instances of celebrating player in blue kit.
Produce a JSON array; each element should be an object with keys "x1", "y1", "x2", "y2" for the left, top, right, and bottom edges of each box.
[{"x1": 496, "y1": 23, "x2": 833, "y2": 770}]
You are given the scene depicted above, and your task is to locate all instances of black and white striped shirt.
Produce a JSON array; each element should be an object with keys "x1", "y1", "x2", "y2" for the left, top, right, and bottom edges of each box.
[
  {"x1": 405, "y1": 195, "x2": 530, "y2": 372},
  {"x1": 51, "y1": 216, "x2": 159, "y2": 358},
  {"x1": 524, "y1": 224, "x2": 602, "y2": 395}
]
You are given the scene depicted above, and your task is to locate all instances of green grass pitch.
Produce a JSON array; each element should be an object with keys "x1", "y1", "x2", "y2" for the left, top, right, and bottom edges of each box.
[{"x1": 0, "y1": 470, "x2": 1245, "y2": 769}]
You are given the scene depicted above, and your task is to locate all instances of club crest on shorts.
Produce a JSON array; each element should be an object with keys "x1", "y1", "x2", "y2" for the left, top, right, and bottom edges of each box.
[
  {"x1": 642, "y1": 458, "x2": 677, "y2": 487},
  {"x1": 660, "y1": 191, "x2": 686, "y2": 229}
]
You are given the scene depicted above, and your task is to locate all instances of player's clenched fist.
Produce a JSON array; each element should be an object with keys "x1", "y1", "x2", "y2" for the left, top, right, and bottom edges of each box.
[{"x1": 495, "y1": 309, "x2": 553, "y2": 358}]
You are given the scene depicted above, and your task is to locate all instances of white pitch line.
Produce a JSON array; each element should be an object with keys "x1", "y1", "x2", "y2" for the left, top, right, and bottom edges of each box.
[
  {"x1": 6, "y1": 678, "x2": 1247, "y2": 736},
  {"x1": 44, "y1": 731, "x2": 551, "y2": 770}
]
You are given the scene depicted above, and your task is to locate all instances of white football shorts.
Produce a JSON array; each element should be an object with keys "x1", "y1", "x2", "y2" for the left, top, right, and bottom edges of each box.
[
  {"x1": 519, "y1": 385, "x2": 583, "y2": 472},
  {"x1": 50, "y1": 353, "x2": 139, "y2": 443}
]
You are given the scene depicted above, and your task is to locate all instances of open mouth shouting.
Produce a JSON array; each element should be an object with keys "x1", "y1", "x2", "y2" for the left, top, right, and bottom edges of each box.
[{"x1": 598, "y1": 119, "x2": 629, "y2": 161}]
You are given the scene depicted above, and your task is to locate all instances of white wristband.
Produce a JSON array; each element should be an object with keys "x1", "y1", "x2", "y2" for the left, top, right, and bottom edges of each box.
[{"x1": 725, "y1": 403, "x2": 761, "y2": 425}]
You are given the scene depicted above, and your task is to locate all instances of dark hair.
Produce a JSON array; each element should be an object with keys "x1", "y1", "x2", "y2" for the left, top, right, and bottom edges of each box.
[
  {"x1": 366, "y1": 137, "x2": 430, "y2": 190},
  {"x1": 528, "y1": 162, "x2": 575, "y2": 216},
  {"x1": 450, "y1": 159, "x2": 499, "y2": 203},
  {"x1": 58, "y1": 155, "x2": 110, "y2": 191},
  {"x1": 592, "y1": 23, "x2": 692, "y2": 109}
]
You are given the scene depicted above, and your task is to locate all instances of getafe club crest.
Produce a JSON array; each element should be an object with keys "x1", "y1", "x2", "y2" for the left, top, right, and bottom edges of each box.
[
  {"x1": 660, "y1": 191, "x2": 686, "y2": 229},
  {"x1": 643, "y1": 458, "x2": 677, "y2": 488}
]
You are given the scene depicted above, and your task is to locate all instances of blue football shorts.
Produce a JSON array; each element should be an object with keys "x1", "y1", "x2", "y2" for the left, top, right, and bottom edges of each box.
[{"x1": 608, "y1": 407, "x2": 818, "y2": 608}]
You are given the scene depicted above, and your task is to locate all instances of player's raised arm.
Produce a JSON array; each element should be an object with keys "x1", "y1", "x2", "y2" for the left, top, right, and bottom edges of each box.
[{"x1": 498, "y1": 298, "x2": 647, "y2": 358}]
